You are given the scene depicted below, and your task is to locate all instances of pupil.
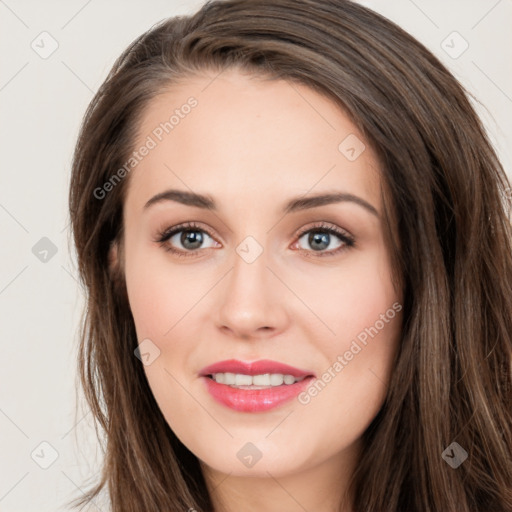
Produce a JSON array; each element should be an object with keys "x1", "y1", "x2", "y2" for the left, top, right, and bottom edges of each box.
[
  {"x1": 181, "y1": 230, "x2": 203, "y2": 249},
  {"x1": 309, "y1": 232, "x2": 329, "y2": 251},
  {"x1": 179, "y1": 230, "x2": 331, "y2": 251}
]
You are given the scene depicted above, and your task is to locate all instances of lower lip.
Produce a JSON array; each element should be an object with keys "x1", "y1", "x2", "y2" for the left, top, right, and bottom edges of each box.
[{"x1": 202, "y1": 376, "x2": 314, "y2": 412}]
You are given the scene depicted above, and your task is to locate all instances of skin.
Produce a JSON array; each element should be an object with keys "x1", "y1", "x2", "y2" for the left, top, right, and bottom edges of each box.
[{"x1": 112, "y1": 68, "x2": 403, "y2": 512}]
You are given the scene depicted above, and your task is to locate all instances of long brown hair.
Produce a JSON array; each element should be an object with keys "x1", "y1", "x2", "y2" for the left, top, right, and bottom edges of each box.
[{"x1": 67, "y1": 0, "x2": 512, "y2": 510}]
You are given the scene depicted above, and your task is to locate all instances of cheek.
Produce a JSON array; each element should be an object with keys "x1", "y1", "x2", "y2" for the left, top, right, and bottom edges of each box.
[
  {"x1": 299, "y1": 248, "x2": 399, "y2": 345},
  {"x1": 123, "y1": 234, "x2": 199, "y2": 340},
  {"x1": 296, "y1": 295, "x2": 401, "y2": 461},
  {"x1": 124, "y1": 251, "x2": 202, "y2": 417},
  {"x1": 298, "y1": 248, "x2": 401, "y2": 414}
]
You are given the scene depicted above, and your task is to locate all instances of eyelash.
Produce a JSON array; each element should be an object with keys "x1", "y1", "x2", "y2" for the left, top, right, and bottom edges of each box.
[{"x1": 154, "y1": 221, "x2": 355, "y2": 259}]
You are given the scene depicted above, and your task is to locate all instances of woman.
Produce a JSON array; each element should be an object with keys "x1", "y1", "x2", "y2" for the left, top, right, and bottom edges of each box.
[{"x1": 67, "y1": 0, "x2": 512, "y2": 510}]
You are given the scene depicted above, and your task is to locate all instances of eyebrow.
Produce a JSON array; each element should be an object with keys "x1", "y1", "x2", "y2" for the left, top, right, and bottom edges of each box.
[{"x1": 143, "y1": 189, "x2": 379, "y2": 217}]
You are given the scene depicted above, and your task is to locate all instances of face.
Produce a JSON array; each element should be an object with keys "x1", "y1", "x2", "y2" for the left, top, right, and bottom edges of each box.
[{"x1": 116, "y1": 68, "x2": 403, "y2": 482}]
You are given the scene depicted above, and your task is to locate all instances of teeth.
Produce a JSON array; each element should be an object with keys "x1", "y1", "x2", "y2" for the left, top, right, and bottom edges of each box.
[
  {"x1": 235, "y1": 374, "x2": 252, "y2": 386},
  {"x1": 211, "y1": 373, "x2": 303, "y2": 387}
]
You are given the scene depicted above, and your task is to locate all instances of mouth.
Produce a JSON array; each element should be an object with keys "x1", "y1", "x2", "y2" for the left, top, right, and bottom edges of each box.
[
  {"x1": 206, "y1": 372, "x2": 308, "y2": 388},
  {"x1": 199, "y1": 359, "x2": 316, "y2": 412}
]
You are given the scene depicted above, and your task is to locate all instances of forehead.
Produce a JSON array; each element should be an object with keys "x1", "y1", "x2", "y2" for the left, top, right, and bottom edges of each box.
[{"x1": 125, "y1": 69, "x2": 381, "y2": 212}]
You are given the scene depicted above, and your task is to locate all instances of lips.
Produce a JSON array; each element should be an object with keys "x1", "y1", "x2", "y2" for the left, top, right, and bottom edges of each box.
[
  {"x1": 199, "y1": 359, "x2": 316, "y2": 413},
  {"x1": 199, "y1": 359, "x2": 314, "y2": 378}
]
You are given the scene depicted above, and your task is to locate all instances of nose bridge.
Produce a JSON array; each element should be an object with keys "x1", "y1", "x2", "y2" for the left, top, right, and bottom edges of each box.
[
  {"x1": 229, "y1": 236, "x2": 271, "y2": 304},
  {"x1": 214, "y1": 234, "x2": 286, "y2": 336}
]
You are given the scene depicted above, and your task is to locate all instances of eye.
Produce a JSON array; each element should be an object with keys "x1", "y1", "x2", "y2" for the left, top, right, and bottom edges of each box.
[
  {"x1": 155, "y1": 221, "x2": 219, "y2": 258},
  {"x1": 293, "y1": 222, "x2": 355, "y2": 257},
  {"x1": 154, "y1": 220, "x2": 355, "y2": 259}
]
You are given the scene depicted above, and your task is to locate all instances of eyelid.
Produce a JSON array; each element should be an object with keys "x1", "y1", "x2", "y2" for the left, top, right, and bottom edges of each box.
[
  {"x1": 156, "y1": 221, "x2": 217, "y2": 243},
  {"x1": 294, "y1": 221, "x2": 353, "y2": 240},
  {"x1": 155, "y1": 220, "x2": 355, "y2": 258},
  {"x1": 153, "y1": 221, "x2": 220, "y2": 258},
  {"x1": 291, "y1": 221, "x2": 355, "y2": 256}
]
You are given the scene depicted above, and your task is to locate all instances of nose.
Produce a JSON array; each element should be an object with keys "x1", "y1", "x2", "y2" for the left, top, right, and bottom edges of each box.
[{"x1": 214, "y1": 246, "x2": 289, "y2": 341}]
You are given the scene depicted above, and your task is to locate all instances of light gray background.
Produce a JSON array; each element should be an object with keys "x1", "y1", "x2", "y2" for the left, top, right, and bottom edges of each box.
[{"x1": 0, "y1": 1, "x2": 511, "y2": 511}]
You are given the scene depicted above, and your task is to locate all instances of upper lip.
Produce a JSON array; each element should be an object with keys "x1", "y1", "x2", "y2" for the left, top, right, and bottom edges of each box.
[{"x1": 199, "y1": 359, "x2": 315, "y2": 378}]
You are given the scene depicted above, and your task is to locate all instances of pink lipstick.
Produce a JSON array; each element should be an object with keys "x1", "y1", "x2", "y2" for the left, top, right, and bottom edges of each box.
[{"x1": 199, "y1": 359, "x2": 315, "y2": 412}]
